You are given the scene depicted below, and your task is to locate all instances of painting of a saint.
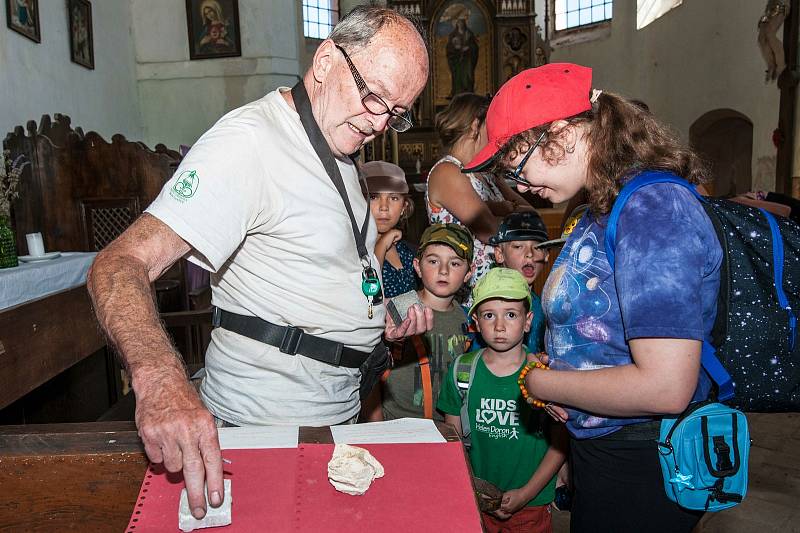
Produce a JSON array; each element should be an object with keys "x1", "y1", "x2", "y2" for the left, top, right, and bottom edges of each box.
[
  {"x1": 186, "y1": 0, "x2": 241, "y2": 60},
  {"x1": 433, "y1": 0, "x2": 490, "y2": 107},
  {"x1": 5, "y1": 0, "x2": 40, "y2": 43},
  {"x1": 68, "y1": 0, "x2": 93, "y2": 69},
  {"x1": 444, "y1": 8, "x2": 479, "y2": 96}
]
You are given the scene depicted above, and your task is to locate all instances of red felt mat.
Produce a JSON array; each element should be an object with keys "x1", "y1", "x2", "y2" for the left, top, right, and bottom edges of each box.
[
  {"x1": 126, "y1": 442, "x2": 482, "y2": 532},
  {"x1": 126, "y1": 448, "x2": 297, "y2": 533},
  {"x1": 294, "y1": 442, "x2": 483, "y2": 532}
]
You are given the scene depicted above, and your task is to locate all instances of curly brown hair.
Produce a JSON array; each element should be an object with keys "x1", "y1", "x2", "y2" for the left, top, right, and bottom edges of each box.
[{"x1": 495, "y1": 92, "x2": 709, "y2": 215}]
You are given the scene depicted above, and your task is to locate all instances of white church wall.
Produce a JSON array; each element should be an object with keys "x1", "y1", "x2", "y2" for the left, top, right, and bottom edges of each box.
[
  {"x1": 549, "y1": 0, "x2": 782, "y2": 191},
  {"x1": 0, "y1": 1, "x2": 142, "y2": 143},
  {"x1": 132, "y1": 0, "x2": 302, "y2": 149}
]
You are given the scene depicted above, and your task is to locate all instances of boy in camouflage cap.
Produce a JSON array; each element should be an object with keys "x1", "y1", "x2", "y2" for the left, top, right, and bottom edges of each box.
[
  {"x1": 418, "y1": 222, "x2": 474, "y2": 262},
  {"x1": 487, "y1": 211, "x2": 550, "y2": 351},
  {"x1": 361, "y1": 223, "x2": 474, "y2": 422}
]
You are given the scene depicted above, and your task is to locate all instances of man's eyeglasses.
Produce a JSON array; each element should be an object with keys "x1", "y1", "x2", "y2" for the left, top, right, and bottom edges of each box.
[
  {"x1": 503, "y1": 130, "x2": 547, "y2": 187},
  {"x1": 334, "y1": 43, "x2": 413, "y2": 133}
]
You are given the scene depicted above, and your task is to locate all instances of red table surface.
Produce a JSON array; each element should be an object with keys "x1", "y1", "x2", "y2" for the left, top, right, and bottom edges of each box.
[{"x1": 126, "y1": 442, "x2": 482, "y2": 532}]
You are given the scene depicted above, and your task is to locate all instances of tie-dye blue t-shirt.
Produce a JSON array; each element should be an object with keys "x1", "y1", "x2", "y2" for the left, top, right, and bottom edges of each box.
[{"x1": 542, "y1": 178, "x2": 722, "y2": 439}]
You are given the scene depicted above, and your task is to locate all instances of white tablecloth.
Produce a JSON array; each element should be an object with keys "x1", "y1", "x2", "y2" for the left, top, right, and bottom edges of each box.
[{"x1": 0, "y1": 252, "x2": 97, "y2": 311}]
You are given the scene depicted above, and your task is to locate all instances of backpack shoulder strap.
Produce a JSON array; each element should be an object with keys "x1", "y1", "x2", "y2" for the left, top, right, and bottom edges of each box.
[
  {"x1": 411, "y1": 335, "x2": 434, "y2": 419},
  {"x1": 603, "y1": 172, "x2": 734, "y2": 400},
  {"x1": 761, "y1": 208, "x2": 797, "y2": 349},
  {"x1": 452, "y1": 349, "x2": 483, "y2": 441},
  {"x1": 604, "y1": 171, "x2": 703, "y2": 270},
  {"x1": 454, "y1": 349, "x2": 481, "y2": 395}
]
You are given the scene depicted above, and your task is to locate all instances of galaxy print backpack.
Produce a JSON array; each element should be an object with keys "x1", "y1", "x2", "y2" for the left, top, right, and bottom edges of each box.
[{"x1": 606, "y1": 171, "x2": 800, "y2": 412}]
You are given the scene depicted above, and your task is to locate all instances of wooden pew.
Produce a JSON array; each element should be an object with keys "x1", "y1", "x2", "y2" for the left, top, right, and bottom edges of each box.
[{"x1": 0, "y1": 115, "x2": 184, "y2": 421}]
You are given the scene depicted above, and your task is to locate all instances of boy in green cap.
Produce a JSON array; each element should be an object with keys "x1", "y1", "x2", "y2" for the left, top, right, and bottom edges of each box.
[
  {"x1": 362, "y1": 223, "x2": 474, "y2": 421},
  {"x1": 438, "y1": 268, "x2": 567, "y2": 533},
  {"x1": 488, "y1": 211, "x2": 551, "y2": 352}
]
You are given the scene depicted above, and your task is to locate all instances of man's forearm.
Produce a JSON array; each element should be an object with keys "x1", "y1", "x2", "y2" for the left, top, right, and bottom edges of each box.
[{"x1": 88, "y1": 252, "x2": 187, "y2": 389}]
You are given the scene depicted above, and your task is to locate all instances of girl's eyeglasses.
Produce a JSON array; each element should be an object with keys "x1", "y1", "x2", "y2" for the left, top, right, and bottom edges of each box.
[{"x1": 503, "y1": 130, "x2": 547, "y2": 187}]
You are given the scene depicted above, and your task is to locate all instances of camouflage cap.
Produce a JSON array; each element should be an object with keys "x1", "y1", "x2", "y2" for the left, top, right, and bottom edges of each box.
[
  {"x1": 488, "y1": 211, "x2": 549, "y2": 245},
  {"x1": 419, "y1": 223, "x2": 474, "y2": 262}
]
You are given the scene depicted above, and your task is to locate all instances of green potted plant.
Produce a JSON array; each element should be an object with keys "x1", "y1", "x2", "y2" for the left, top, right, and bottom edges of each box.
[{"x1": 0, "y1": 150, "x2": 29, "y2": 268}]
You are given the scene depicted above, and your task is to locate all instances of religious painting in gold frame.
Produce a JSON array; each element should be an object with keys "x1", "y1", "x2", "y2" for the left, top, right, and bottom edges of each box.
[{"x1": 432, "y1": 0, "x2": 492, "y2": 109}]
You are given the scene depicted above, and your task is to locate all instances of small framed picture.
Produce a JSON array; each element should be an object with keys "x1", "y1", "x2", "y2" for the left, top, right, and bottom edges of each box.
[
  {"x1": 185, "y1": 0, "x2": 242, "y2": 60},
  {"x1": 5, "y1": 0, "x2": 40, "y2": 43},
  {"x1": 68, "y1": 0, "x2": 94, "y2": 69}
]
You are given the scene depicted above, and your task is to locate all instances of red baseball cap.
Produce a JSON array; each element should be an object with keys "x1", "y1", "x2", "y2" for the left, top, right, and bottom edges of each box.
[{"x1": 464, "y1": 63, "x2": 593, "y2": 172}]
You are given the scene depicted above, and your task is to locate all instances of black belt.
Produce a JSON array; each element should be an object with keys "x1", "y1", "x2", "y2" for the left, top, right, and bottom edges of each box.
[{"x1": 211, "y1": 307, "x2": 371, "y2": 368}]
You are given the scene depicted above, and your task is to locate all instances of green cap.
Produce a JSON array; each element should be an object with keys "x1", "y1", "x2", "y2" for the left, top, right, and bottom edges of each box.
[
  {"x1": 468, "y1": 267, "x2": 532, "y2": 317},
  {"x1": 419, "y1": 223, "x2": 474, "y2": 261}
]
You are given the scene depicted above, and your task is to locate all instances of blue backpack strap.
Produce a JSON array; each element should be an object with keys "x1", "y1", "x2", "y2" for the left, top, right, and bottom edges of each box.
[
  {"x1": 760, "y1": 208, "x2": 798, "y2": 350},
  {"x1": 604, "y1": 172, "x2": 734, "y2": 400},
  {"x1": 604, "y1": 172, "x2": 704, "y2": 270}
]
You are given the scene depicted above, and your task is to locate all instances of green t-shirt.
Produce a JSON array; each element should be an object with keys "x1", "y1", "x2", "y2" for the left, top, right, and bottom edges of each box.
[
  {"x1": 382, "y1": 291, "x2": 470, "y2": 421},
  {"x1": 437, "y1": 350, "x2": 557, "y2": 507}
]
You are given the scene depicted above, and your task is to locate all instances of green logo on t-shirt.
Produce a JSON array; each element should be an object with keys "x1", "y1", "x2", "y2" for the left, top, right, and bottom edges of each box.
[{"x1": 170, "y1": 170, "x2": 199, "y2": 202}]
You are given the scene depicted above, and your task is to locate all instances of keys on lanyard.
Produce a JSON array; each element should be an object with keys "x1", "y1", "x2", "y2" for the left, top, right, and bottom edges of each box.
[{"x1": 361, "y1": 266, "x2": 382, "y2": 319}]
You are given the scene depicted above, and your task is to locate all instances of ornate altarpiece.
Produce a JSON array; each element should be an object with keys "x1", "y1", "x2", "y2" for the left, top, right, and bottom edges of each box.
[{"x1": 363, "y1": 0, "x2": 548, "y2": 180}]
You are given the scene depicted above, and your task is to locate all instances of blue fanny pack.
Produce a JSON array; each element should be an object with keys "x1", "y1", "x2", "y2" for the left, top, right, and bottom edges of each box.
[{"x1": 657, "y1": 400, "x2": 749, "y2": 511}]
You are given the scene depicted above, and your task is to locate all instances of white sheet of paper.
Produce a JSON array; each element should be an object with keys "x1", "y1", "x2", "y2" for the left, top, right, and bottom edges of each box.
[
  {"x1": 217, "y1": 425, "x2": 299, "y2": 449},
  {"x1": 331, "y1": 418, "x2": 446, "y2": 444}
]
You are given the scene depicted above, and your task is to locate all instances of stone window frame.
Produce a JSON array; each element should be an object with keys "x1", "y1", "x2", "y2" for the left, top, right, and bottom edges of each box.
[
  {"x1": 548, "y1": 0, "x2": 612, "y2": 47},
  {"x1": 302, "y1": 0, "x2": 340, "y2": 40}
]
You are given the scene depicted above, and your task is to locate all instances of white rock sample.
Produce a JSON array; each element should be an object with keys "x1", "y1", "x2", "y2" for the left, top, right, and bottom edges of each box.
[
  {"x1": 178, "y1": 479, "x2": 232, "y2": 532},
  {"x1": 327, "y1": 444, "x2": 385, "y2": 495}
]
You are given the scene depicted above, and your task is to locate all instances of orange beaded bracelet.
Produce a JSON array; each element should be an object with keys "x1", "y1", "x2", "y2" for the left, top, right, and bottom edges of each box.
[{"x1": 517, "y1": 356, "x2": 550, "y2": 408}]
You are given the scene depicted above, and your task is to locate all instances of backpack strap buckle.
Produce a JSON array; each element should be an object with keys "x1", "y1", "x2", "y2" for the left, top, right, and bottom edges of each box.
[{"x1": 712, "y1": 436, "x2": 734, "y2": 473}]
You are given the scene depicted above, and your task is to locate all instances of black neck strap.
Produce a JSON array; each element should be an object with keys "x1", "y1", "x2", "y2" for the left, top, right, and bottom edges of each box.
[{"x1": 291, "y1": 82, "x2": 371, "y2": 265}]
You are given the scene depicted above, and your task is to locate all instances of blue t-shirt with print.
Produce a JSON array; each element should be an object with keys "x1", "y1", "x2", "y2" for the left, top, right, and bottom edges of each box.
[{"x1": 542, "y1": 178, "x2": 722, "y2": 439}]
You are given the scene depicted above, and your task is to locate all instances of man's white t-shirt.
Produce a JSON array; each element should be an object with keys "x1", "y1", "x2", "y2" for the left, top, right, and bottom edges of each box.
[{"x1": 146, "y1": 88, "x2": 385, "y2": 426}]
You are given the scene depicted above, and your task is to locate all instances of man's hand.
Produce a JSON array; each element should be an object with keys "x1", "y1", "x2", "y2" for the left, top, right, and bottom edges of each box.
[
  {"x1": 135, "y1": 374, "x2": 224, "y2": 519},
  {"x1": 384, "y1": 303, "x2": 433, "y2": 341}
]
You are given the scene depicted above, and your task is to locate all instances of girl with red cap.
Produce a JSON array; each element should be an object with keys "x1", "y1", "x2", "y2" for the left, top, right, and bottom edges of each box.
[{"x1": 466, "y1": 63, "x2": 721, "y2": 532}]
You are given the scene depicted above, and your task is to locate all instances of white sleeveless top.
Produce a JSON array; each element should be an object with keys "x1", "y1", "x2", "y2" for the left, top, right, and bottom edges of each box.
[{"x1": 425, "y1": 155, "x2": 504, "y2": 289}]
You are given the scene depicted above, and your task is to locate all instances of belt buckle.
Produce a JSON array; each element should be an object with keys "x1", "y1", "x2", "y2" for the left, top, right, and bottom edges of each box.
[
  {"x1": 279, "y1": 325, "x2": 303, "y2": 355},
  {"x1": 211, "y1": 306, "x2": 222, "y2": 327}
]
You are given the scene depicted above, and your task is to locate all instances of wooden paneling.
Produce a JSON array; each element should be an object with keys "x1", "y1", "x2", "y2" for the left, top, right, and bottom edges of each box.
[
  {"x1": 3, "y1": 114, "x2": 180, "y2": 255},
  {"x1": 0, "y1": 286, "x2": 106, "y2": 409},
  {"x1": 0, "y1": 422, "x2": 146, "y2": 533}
]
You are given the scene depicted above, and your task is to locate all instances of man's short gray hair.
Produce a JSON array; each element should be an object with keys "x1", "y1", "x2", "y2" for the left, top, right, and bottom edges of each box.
[{"x1": 329, "y1": 4, "x2": 427, "y2": 53}]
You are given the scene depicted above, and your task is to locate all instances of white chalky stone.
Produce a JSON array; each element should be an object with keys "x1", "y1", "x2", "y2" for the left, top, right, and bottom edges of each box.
[
  {"x1": 328, "y1": 444, "x2": 385, "y2": 495},
  {"x1": 178, "y1": 479, "x2": 232, "y2": 532}
]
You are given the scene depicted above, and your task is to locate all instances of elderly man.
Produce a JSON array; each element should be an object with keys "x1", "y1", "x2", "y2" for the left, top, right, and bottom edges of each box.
[{"x1": 87, "y1": 6, "x2": 429, "y2": 519}]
